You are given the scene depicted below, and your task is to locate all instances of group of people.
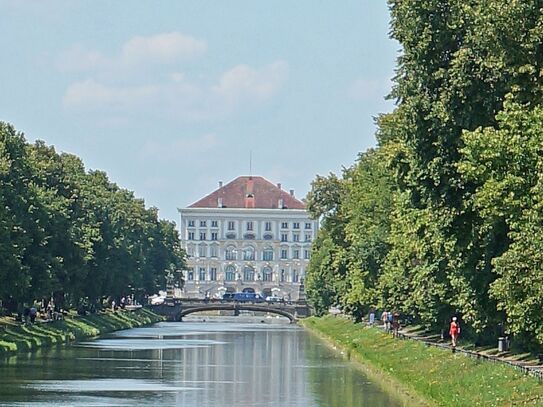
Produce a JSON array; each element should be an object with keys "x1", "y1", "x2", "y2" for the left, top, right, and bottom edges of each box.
[
  {"x1": 111, "y1": 296, "x2": 135, "y2": 312},
  {"x1": 20, "y1": 302, "x2": 64, "y2": 325},
  {"x1": 372, "y1": 309, "x2": 461, "y2": 349},
  {"x1": 380, "y1": 310, "x2": 401, "y2": 337}
]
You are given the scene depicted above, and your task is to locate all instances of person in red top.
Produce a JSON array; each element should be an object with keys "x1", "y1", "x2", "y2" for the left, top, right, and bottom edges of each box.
[{"x1": 449, "y1": 317, "x2": 460, "y2": 348}]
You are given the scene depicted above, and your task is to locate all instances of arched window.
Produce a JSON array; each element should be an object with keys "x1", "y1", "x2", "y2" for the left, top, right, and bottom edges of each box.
[
  {"x1": 262, "y1": 247, "x2": 274, "y2": 261},
  {"x1": 243, "y1": 246, "x2": 255, "y2": 261},
  {"x1": 262, "y1": 266, "x2": 273, "y2": 282},
  {"x1": 225, "y1": 265, "x2": 236, "y2": 281},
  {"x1": 243, "y1": 266, "x2": 255, "y2": 281},
  {"x1": 225, "y1": 246, "x2": 237, "y2": 260}
]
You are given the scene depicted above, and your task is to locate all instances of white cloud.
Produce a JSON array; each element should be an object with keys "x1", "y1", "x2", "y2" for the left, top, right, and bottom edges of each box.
[
  {"x1": 62, "y1": 61, "x2": 289, "y2": 120},
  {"x1": 63, "y1": 79, "x2": 161, "y2": 111},
  {"x1": 120, "y1": 33, "x2": 206, "y2": 64},
  {"x1": 58, "y1": 32, "x2": 207, "y2": 72},
  {"x1": 213, "y1": 61, "x2": 289, "y2": 107}
]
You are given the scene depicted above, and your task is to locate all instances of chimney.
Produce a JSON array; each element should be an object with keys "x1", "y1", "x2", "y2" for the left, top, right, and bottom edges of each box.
[
  {"x1": 278, "y1": 198, "x2": 284, "y2": 209},
  {"x1": 290, "y1": 189, "x2": 295, "y2": 197},
  {"x1": 218, "y1": 197, "x2": 223, "y2": 208},
  {"x1": 277, "y1": 183, "x2": 282, "y2": 190},
  {"x1": 218, "y1": 181, "x2": 223, "y2": 188}
]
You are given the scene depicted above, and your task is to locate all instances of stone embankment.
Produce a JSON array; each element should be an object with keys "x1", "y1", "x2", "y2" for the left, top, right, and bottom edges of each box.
[{"x1": 0, "y1": 308, "x2": 163, "y2": 355}]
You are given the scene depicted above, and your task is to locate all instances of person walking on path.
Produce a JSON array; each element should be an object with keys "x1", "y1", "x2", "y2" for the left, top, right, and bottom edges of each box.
[
  {"x1": 392, "y1": 312, "x2": 400, "y2": 337},
  {"x1": 449, "y1": 317, "x2": 460, "y2": 348},
  {"x1": 381, "y1": 311, "x2": 389, "y2": 331}
]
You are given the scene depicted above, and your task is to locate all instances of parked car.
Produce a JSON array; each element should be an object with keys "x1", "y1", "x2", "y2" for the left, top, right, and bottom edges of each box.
[{"x1": 233, "y1": 293, "x2": 265, "y2": 303}]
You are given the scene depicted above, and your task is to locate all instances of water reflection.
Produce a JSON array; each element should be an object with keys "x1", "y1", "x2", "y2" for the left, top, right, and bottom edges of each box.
[{"x1": 0, "y1": 316, "x2": 412, "y2": 406}]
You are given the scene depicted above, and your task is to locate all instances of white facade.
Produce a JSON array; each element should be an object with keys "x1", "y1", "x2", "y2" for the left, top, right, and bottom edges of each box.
[{"x1": 178, "y1": 207, "x2": 317, "y2": 300}]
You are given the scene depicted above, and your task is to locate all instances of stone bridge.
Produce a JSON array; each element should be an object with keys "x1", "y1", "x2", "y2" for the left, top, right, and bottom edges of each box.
[{"x1": 150, "y1": 299, "x2": 311, "y2": 323}]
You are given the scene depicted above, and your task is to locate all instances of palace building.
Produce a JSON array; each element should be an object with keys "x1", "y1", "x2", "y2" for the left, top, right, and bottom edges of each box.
[{"x1": 178, "y1": 176, "x2": 317, "y2": 300}]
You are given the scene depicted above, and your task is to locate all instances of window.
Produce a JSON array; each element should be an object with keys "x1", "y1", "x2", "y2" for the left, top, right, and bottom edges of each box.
[
  {"x1": 188, "y1": 231, "x2": 195, "y2": 240},
  {"x1": 199, "y1": 232, "x2": 206, "y2": 240},
  {"x1": 210, "y1": 268, "x2": 217, "y2": 281},
  {"x1": 263, "y1": 233, "x2": 273, "y2": 240},
  {"x1": 293, "y1": 249, "x2": 300, "y2": 259},
  {"x1": 200, "y1": 220, "x2": 207, "y2": 227},
  {"x1": 243, "y1": 233, "x2": 256, "y2": 240},
  {"x1": 262, "y1": 267, "x2": 273, "y2": 282},
  {"x1": 243, "y1": 266, "x2": 255, "y2": 281},
  {"x1": 281, "y1": 249, "x2": 288, "y2": 259},
  {"x1": 199, "y1": 267, "x2": 206, "y2": 281},
  {"x1": 293, "y1": 233, "x2": 300, "y2": 242},
  {"x1": 243, "y1": 247, "x2": 255, "y2": 261},
  {"x1": 280, "y1": 269, "x2": 286, "y2": 282},
  {"x1": 281, "y1": 222, "x2": 288, "y2": 229},
  {"x1": 293, "y1": 222, "x2": 300, "y2": 229},
  {"x1": 188, "y1": 220, "x2": 195, "y2": 227},
  {"x1": 226, "y1": 232, "x2": 236, "y2": 239},
  {"x1": 186, "y1": 245, "x2": 194, "y2": 257},
  {"x1": 187, "y1": 268, "x2": 194, "y2": 281},
  {"x1": 198, "y1": 244, "x2": 206, "y2": 257},
  {"x1": 211, "y1": 220, "x2": 218, "y2": 228},
  {"x1": 292, "y1": 270, "x2": 299, "y2": 283},
  {"x1": 228, "y1": 221, "x2": 235, "y2": 231},
  {"x1": 265, "y1": 221, "x2": 272, "y2": 231},
  {"x1": 263, "y1": 248, "x2": 274, "y2": 261},
  {"x1": 225, "y1": 247, "x2": 236, "y2": 260},
  {"x1": 211, "y1": 232, "x2": 218, "y2": 241},
  {"x1": 304, "y1": 250, "x2": 310, "y2": 259},
  {"x1": 305, "y1": 234, "x2": 312, "y2": 242},
  {"x1": 281, "y1": 233, "x2": 288, "y2": 242},
  {"x1": 210, "y1": 245, "x2": 218, "y2": 257},
  {"x1": 225, "y1": 265, "x2": 236, "y2": 281},
  {"x1": 305, "y1": 222, "x2": 312, "y2": 229},
  {"x1": 246, "y1": 221, "x2": 253, "y2": 231}
]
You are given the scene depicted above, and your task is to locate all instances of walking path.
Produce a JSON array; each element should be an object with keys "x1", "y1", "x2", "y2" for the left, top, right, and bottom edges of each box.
[{"x1": 396, "y1": 325, "x2": 543, "y2": 381}]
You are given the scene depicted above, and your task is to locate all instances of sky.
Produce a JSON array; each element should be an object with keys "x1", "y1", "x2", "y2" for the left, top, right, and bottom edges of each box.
[{"x1": 0, "y1": 0, "x2": 398, "y2": 223}]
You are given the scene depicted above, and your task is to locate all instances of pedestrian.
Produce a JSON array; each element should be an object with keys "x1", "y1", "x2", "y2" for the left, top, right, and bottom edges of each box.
[
  {"x1": 381, "y1": 310, "x2": 388, "y2": 331},
  {"x1": 111, "y1": 299, "x2": 116, "y2": 312},
  {"x1": 392, "y1": 312, "x2": 400, "y2": 337},
  {"x1": 387, "y1": 311, "x2": 393, "y2": 332},
  {"x1": 29, "y1": 306, "x2": 37, "y2": 324},
  {"x1": 369, "y1": 309, "x2": 375, "y2": 325},
  {"x1": 449, "y1": 316, "x2": 460, "y2": 348}
]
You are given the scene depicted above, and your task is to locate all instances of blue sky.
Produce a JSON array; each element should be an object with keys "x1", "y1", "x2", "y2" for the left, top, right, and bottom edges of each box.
[{"x1": 0, "y1": 1, "x2": 397, "y2": 222}]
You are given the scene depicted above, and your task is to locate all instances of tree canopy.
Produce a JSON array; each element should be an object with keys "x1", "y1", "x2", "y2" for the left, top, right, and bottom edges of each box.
[
  {"x1": 0, "y1": 123, "x2": 185, "y2": 312},
  {"x1": 305, "y1": 0, "x2": 543, "y2": 349}
]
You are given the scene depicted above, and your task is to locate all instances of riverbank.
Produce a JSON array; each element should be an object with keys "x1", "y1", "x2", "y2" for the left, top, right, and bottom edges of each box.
[
  {"x1": 0, "y1": 308, "x2": 164, "y2": 355},
  {"x1": 301, "y1": 316, "x2": 543, "y2": 407}
]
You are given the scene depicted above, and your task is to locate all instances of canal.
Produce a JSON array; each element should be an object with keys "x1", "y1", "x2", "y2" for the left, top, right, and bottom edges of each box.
[{"x1": 0, "y1": 316, "x2": 413, "y2": 406}]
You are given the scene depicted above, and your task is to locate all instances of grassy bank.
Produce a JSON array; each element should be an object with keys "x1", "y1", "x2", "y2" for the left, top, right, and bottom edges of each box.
[
  {"x1": 0, "y1": 308, "x2": 164, "y2": 355},
  {"x1": 301, "y1": 316, "x2": 543, "y2": 407}
]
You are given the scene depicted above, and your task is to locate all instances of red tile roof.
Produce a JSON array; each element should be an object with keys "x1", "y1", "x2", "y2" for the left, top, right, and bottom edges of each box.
[{"x1": 188, "y1": 176, "x2": 306, "y2": 209}]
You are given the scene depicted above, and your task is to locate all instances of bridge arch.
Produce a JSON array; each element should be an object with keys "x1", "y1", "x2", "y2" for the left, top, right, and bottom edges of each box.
[{"x1": 176, "y1": 304, "x2": 296, "y2": 322}]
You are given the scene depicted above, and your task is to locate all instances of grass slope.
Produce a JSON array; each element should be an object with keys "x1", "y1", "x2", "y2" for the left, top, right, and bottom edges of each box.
[
  {"x1": 302, "y1": 316, "x2": 543, "y2": 407},
  {"x1": 0, "y1": 308, "x2": 163, "y2": 355}
]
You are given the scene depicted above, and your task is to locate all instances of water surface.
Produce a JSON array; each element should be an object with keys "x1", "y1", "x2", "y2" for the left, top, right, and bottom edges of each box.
[{"x1": 0, "y1": 316, "x2": 413, "y2": 406}]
